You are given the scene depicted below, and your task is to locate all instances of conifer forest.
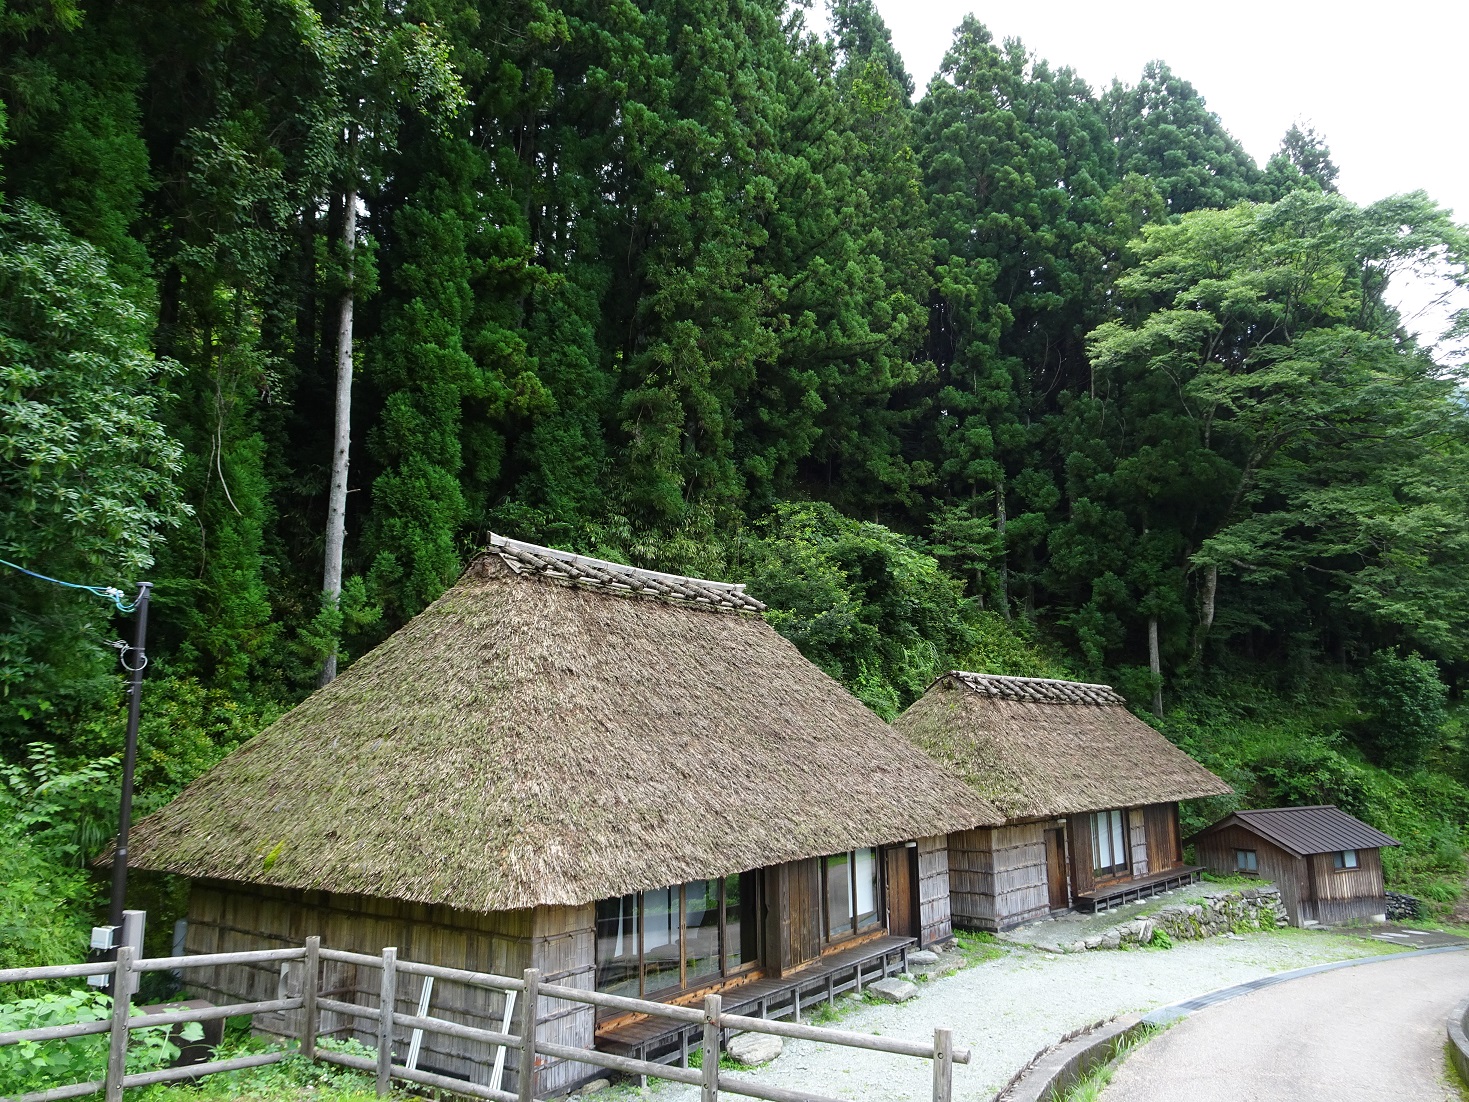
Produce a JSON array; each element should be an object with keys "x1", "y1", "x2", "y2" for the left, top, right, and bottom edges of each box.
[{"x1": 3, "y1": 0, "x2": 1469, "y2": 964}]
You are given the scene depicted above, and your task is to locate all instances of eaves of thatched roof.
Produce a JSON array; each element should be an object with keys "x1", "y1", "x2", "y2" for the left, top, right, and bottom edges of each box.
[
  {"x1": 893, "y1": 672, "x2": 1232, "y2": 821},
  {"x1": 127, "y1": 539, "x2": 999, "y2": 911}
]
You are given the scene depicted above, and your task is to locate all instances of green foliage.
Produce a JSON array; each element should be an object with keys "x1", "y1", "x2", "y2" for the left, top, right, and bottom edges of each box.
[
  {"x1": 743, "y1": 502, "x2": 977, "y2": 718},
  {"x1": 0, "y1": 819, "x2": 91, "y2": 998},
  {"x1": 1149, "y1": 926, "x2": 1173, "y2": 949},
  {"x1": 1362, "y1": 651, "x2": 1449, "y2": 771},
  {"x1": 0, "y1": 990, "x2": 199, "y2": 1093},
  {"x1": 2, "y1": 0, "x2": 1468, "y2": 960}
]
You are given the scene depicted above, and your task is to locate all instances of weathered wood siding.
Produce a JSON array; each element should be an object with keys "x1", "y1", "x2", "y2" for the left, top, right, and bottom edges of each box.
[
  {"x1": 1068, "y1": 818, "x2": 1094, "y2": 897},
  {"x1": 916, "y1": 836, "x2": 953, "y2": 947},
  {"x1": 1193, "y1": 824, "x2": 1308, "y2": 924},
  {"x1": 764, "y1": 858, "x2": 822, "y2": 976},
  {"x1": 1305, "y1": 849, "x2": 1387, "y2": 924},
  {"x1": 184, "y1": 881, "x2": 595, "y2": 1096},
  {"x1": 947, "y1": 824, "x2": 1048, "y2": 931},
  {"x1": 1128, "y1": 809, "x2": 1149, "y2": 877},
  {"x1": 530, "y1": 905, "x2": 598, "y2": 1094},
  {"x1": 1144, "y1": 804, "x2": 1182, "y2": 871}
]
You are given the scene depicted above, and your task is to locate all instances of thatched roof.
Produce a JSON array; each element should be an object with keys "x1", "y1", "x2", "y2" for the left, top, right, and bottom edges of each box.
[
  {"x1": 893, "y1": 672, "x2": 1231, "y2": 821},
  {"x1": 126, "y1": 537, "x2": 997, "y2": 911},
  {"x1": 1189, "y1": 806, "x2": 1399, "y2": 856}
]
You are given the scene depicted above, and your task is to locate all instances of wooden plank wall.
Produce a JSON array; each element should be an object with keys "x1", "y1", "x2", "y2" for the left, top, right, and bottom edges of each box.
[
  {"x1": 915, "y1": 836, "x2": 953, "y2": 947},
  {"x1": 1192, "y1": 825, "x2": 1307, "y2": 924},
  {"x1": 1307, "y1": 849, "x2": 1387, "y2": 924},
  {"x1": 947, "y1": 825, "x2": 1048, "y2": 931},
  {"x1": 185, "y1": 881, "x2": 543, "y2": 1090},
  {"x1": 532, "y1": 904, "x2": 598, "y2": 1095},
  {"x1": 1068, "y1": 819, "x2": 1094, "y2": 897},
  {"x1": 1128, "y1": 809, "x2": 1149, "y2": 877},
  {"x1": 1143, "y1": 804, "x2": 1181, "y2": 871},
  {"x1": 764, "y1": 859, "x2": 822, "y2": 976}
]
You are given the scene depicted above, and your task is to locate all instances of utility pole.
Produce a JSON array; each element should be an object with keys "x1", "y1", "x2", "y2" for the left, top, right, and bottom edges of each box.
[{"x1": 109, "y1": 581, "x2": 152, "y2": 933}]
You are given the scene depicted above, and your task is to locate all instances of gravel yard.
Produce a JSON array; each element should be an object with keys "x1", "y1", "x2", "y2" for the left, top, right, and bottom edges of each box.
[{"x1": 635, "y1": 930, "x2": 1400, "y2": 1102}]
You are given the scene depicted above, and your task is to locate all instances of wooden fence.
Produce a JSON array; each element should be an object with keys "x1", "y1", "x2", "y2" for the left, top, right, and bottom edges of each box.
[{"x1": 0, "y1": 940, "x2": 971, "y2": 1102}]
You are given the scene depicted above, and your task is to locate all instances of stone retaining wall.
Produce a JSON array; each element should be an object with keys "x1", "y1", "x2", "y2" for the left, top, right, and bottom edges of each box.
[{"x1": 1059, "y1": 887, "x2": 1289, "y2": 953}]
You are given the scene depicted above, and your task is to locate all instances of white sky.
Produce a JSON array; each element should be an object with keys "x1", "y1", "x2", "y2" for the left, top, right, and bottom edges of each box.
[{"x1": 858, "y1": 0, "x2": 1469, "y2": 354}]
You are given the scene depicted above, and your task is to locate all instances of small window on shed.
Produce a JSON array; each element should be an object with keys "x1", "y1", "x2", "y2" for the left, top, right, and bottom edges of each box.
[
  {"x1": 1235, "y1": 849, "x2": 1258, "y2": 873},
  {"x1": 1333, "y1": 849, "x2": 1359, "y2": 870}
]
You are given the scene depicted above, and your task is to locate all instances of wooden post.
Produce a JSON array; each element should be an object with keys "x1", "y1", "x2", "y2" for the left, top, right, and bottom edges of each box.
[
  {"x1": 376, "y1": 947, "x2": 397, "y2": 1097},
  {"x1": 518, "y1": 968, "x2": 540, "y2": 1102},
  {"x1": 301, "y1": 936, "x2": 320, "y2": 1060},
  {"x1": 104, "y1": 945, "x2": 134, "y2": 1102},
  {"x1": 701, "y1": 993, "x2": 721, "y2": 1102},
  {"x1": 931, "y1": 1027, "x2": 953, "y2": 1102}
]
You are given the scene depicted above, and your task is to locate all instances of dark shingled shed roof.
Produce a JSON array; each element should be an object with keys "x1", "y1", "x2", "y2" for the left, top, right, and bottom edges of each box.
[
  {"x1": 125, "y1": 537, "x2": 999, "y2": 911},
  {"x1": 1189, "y1": 806, "x2": 1400, "y2": 857},
  {"x1": 893, "y1": 671, "x2": 1232, "y2": 820}
]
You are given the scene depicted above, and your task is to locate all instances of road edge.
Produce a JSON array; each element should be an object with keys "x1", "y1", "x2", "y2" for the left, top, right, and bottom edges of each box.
[{"x1": 996, "y1": 944, "x2": 1465, "y2": 1102}]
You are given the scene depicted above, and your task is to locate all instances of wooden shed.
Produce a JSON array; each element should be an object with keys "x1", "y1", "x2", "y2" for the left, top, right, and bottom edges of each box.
[
  {"x1": 125, "y1": 535, "x2": 997, "y2": 1095},
  {"x1": 1189, "y1": 806, "x2": 1400, "y2": 926},
  {"x1": 894, "y1": 672, "x2": 1232, "y2": 930}
]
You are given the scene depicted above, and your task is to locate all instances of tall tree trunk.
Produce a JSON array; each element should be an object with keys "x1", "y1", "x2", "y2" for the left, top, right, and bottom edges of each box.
[
  {"x1": 320, "y1": 174, "x2": 357, "y2": 686},
  {"x1": 996, "y1": 485, "x2": 1011, "y2": 621},
  {"x1": 1191, "y1": 562, "x2": 1218, "y2": 663},
  {"x1": 1148, "y1": 615, "x2": 1163, "y2": 717}
]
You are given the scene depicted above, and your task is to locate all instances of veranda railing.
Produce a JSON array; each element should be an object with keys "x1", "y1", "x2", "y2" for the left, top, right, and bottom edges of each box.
[{"x1": 0, "y1": 938, "x2": 971, "y2": 1102}]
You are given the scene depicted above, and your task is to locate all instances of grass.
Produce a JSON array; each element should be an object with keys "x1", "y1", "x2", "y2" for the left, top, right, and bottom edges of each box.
[
  {"x1": 1046, "y1": 1025, "x2": 1161, "y2": 1102},
  {"x1": 130, "y1": 1036, "x2": 411, "y2": 1102},
  {"x1": 1446, "y1": 1045, "x2": 1469, "y2": 1102}
]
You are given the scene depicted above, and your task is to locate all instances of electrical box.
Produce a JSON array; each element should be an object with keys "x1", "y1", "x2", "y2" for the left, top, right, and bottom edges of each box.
[{"x1": 90, "y1": 926, "x2": 117, "y2": 951}]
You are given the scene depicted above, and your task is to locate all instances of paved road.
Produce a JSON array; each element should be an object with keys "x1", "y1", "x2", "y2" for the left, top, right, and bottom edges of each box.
[{"x1": 1100, "y1": 949, "x2": 1469, "y2": 1102}]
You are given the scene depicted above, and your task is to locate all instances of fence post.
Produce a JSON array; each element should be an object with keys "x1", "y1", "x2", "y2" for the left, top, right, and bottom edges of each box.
[
  {"x1": 701, "y1": 993, "x2": 721, "y2": 1102},
  {"x1": 376, "y1": 947, "x2": 397, "y2": 1097},
  {"x1": 931, "y1": 1026, "x2": 953, "y2": 1102},
  {"x1": 301, "y1": 935, "x2": 320, "y2": 1060},
  {"x1": 518, "y1": 968, "x2": 541, "y2": 1102},
  {"x1": 104, "y1": 944, "x2": 135, "y2": 1102}
]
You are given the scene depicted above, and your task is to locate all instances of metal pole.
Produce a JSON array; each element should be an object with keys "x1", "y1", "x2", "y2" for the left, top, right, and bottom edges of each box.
[{"x1": 108, "y1": 581, "x2": 152, "y2": 933}]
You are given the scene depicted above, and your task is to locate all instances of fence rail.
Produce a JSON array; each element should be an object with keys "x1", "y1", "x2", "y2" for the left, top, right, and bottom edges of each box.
[{"x1": 1, "y1": 936, "x2": 970, "y2": 1102}]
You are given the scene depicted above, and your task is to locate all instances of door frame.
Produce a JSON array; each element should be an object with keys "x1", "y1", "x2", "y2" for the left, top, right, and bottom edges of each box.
[{"x1": 1044, "y1": 827, "x2": 1071, "y2": 912}]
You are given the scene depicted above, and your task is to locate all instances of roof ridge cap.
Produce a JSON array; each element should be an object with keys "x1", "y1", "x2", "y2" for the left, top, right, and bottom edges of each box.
[
  {"x1": 483, "y1": 533, "x2": 767, "y2": 612},
  {"x1": 943, "y1": 670, "x2": 1127, "y2": 706}
]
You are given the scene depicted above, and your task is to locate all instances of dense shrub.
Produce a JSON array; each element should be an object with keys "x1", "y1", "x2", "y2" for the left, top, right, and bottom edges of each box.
[{"x1": 1361, "y1": 651, "x2": 1448, "y2": 772}]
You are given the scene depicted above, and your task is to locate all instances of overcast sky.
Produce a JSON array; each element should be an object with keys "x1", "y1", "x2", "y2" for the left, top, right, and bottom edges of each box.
[{"x1": 858, "y1": 0, "x2": 1468, "y2": 351}]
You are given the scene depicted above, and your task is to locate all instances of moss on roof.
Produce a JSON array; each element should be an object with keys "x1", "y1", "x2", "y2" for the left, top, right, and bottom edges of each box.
[
  {"x1": 127, "y1": 546, "x2": 1000, "y2": 910},
  {"x1": 894, "y1": 672, "x2": 1232, "y2": 820}
]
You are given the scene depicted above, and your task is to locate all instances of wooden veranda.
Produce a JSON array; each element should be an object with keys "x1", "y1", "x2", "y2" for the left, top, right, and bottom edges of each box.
[{"x1": 597, "y1": 935, "x2": 914, "y2": 1069}]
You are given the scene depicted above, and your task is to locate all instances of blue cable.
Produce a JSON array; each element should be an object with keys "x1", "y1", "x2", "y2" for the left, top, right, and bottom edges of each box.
[{"x1": 0, "y1": 559, "x2": 139, "y2": 613}]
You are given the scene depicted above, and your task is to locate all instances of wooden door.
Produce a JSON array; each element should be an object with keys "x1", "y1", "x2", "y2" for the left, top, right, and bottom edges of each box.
[
  {"x1": 1045, "y1": 829, "x2": 1070, "y2": 911},
  {"x1": 885, "y1": 846, "x2": 917, "y2": 939}
]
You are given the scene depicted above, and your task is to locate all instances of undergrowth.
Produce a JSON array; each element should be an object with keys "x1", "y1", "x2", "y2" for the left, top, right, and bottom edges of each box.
[
  {"x1": 1160, "y1": 664, "x2": 1469, "y2": 914},
  {"x1": 1047, "y1": 1025, "x2": 1160, "y2": 1102}
]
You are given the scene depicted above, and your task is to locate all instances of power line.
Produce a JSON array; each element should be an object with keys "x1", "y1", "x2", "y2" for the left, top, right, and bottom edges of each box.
[{"x1": 0, "y1": 558, "x2": 139, "y2": 613}]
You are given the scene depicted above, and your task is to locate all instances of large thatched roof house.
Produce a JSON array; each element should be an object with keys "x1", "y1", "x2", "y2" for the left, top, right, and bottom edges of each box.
[
  {"x1": 895, "y1": 672, "x2": 1231, "y2": 930},
  {"x1": 129, "y1": 536, "x2": 997, "y2": 1094}
]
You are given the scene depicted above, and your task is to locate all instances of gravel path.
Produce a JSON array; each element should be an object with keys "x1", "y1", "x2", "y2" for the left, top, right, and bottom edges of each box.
[{"x1": 639, "y1": 931, "x2": 1400, "y2": 1102}]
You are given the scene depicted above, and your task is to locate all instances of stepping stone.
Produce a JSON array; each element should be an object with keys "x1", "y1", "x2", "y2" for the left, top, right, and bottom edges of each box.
[
  {"x1": 869, "y1": 977, "x2": 920, "y2": 1003},
  {"x1": 727, "y1": 1031, "x2": 783, "y2": 1065},
  {"x1": 908, "y1": 949, "x2": 939, "y2": 966}
]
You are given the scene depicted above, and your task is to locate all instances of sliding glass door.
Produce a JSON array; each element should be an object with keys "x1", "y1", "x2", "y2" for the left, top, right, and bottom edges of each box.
[{"x1": 594, "y1": 871, "x2": 761, "y2": 1002}]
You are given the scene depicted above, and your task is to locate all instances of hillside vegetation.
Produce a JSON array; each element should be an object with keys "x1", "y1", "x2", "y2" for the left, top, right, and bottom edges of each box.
[{"x1": 1, "y1": 0, "x2": 1467, "y2": 988}]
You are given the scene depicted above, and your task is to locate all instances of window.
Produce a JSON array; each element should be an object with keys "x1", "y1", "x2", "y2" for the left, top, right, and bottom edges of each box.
[
  {"x1": 1333, "y1": 849, "x2": 1359, "y2": 870},
  {"x1": 1090, "y1": 810, "x2": 1129, "y2": 877},
  {"x1": 822, "y1": 848, "x2": 882, "y2": 942},
  {"x1": 1235, "y1": 849, "x2": 1258, "y2": 873},
  {"x1": 594, "y1": 874, "x2": 761, "y2": 1004}
]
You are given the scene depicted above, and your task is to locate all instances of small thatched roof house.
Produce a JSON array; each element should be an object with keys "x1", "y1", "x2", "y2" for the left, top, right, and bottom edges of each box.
[
  {"x1": 130, "y1": 536, "x2": 997, "y2": 1094},
  {"x1": 895, "y1": 672, "x2": 1231, "y2": 929},
  {"x1": 1190, "y1": 806, "x2": 1400, "y2": 926}
]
